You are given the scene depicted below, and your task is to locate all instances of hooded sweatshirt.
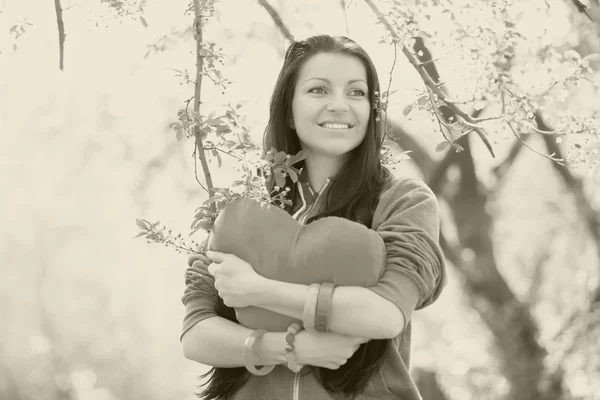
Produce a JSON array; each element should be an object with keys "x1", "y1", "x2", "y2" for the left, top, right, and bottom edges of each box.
[{"x1": 181, "y1": 170, "x2": 447, "y2": 399}]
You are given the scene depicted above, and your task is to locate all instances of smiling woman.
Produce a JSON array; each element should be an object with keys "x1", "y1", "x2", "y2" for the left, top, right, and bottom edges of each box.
[
  {"x1": 291, "y1": 52, "x2": 371, "y2": 166},
  {"x1": 181, "y1": 35, "x2": 446, "y2": 400}
]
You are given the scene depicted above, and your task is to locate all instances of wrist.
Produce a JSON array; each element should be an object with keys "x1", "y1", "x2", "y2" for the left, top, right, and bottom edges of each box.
[
  {"x1": 255, "y1": 332, "x2": 287, "y2": 366},
  {"x1": 254, "y1": 277, "x2": 275, "y2": 307}
]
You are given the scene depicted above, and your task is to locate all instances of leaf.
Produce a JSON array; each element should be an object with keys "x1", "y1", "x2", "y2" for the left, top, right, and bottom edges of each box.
[
  {"x1": 190, "y1": 228, "x2": 201, "y2": 237},
  {"x1": 216, "y1": 151, "x2": 222, "y2": 168},
  {"x1": 397, "y1": 150, "x2": 413, "y2": 161},
  {"x1": 287, "y1": 150, "x2": 307, "y2": 166},
  {"x1": 133, "y1": 231, "x2": 147, "y2": 239},
  {"x1": 213, "y1": 187, "x2": 231, "y2": 195},
  {"x1": 198, "y1": 219, "x2": 214, "y2": 231},
  {"x1": 216, "y1": 126, "x2": 232, "y2": 135},
  {"x1": 582, "y1": 53, "x2": 600, "y2": 63},
  {"x1": 564, "y1": 50, "x2": 581, "y2": 61},
  {"x1": 473, "y1": 100, "x2": 487, "y2": 111},
  {"x1": 275, "y1": 172, "x2": 286, "y2": 188},
  {"x1": 264, "y1": 147, "x2": 277, "y2": 163},
  {"x1": 169, "y1": 121, "x2": 184, "y2": 141},
  {"x1": 203, "y1": 196, "x2": 219, "y2": 206},
  {"x1": 287, "y1": 168, "x2": 298, "y2": 182},
  {"x1": 435, "y1": 141, "x2": 451, "y2": 152},
  {"x1": 402, "y1": 104, "x2": 413, "y2": 116},
  {"x1": 205, "y1": 117, "x2": 224, "y2": 125},
  {"x1": 140, "y1": 16, "x2": 148, "y2": 27},
  {"x1": 274, "y1": 151, "x2": 287, "y2": 164},
  {"x1": 136, "y1": 219, "x2": 150, "y2": 229}
]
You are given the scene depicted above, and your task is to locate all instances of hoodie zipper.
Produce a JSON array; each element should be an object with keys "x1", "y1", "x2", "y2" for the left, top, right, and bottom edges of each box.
[
  {"x1": 292, "y1": 372, "x2": 300, "y2": 400},
  {"x1": 297, "y1": 179, "x2": 330, "y2": 225}
]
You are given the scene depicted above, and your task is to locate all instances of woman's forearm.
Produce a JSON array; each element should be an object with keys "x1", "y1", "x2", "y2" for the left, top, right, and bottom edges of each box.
[
  {"x1": 256, "y1": 280, "x2": 404, "y2": 339},
  {"x1": 181, "y1": 316, "x2": 287, "y2": 367}
]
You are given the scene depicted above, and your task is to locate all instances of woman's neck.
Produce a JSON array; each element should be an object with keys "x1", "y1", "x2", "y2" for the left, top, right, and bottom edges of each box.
[{"x1": 303, "y1": 153, "x2": 342, "y2": 193}]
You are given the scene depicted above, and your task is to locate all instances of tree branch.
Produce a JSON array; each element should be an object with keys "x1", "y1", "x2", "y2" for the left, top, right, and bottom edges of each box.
[
  {"x1": 53, "y1": 0, "x2": 65, "y2": 70},
  {"x1": 341, "y1": 0, "x2": 350, "y2": 36},
  {"x1": 506, "y1": 122, "x2": 566, "y2": 166},
  {"x1": 538, "y1": 114, "x2": 600, "y2": 305},
  {"x1": 192, "y1": 0, "x2": 215, "y2": 212},
  {"x1": 571, "y1": 0, "x2": 595, "y2": 21},
  {"x1": 492, "y1": 137, "x2": 525, "y2": 182},
  {"x1": 363, "y1": 0, "x2": 496, "y2": 158},
  {"x1": 258, "y1": 0, "x2": 295, "y2": 42}
]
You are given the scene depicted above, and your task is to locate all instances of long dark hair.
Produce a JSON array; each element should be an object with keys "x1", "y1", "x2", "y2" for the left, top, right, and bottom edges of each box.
[{"x1": 198, "y1": 35, "x2": 392, "y2": 399}]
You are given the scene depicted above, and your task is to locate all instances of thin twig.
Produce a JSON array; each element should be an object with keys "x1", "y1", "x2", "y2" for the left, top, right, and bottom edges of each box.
[
  {"x1": 363, "y1": 0, "x2": 496, "y2": 158},
  {"x1": 258, "y1": 0, "x2": 295, "y2": 42},
  {"x1": 341, "y1": 0, "x2": 350, "y2": 36},
  {"x1": 471, "y1": 115, "x2": 504, "y2": 123},
  {"x1": 531, "y1": 125, "x2": 558, "y2": 135},
  {"x1": 185, "y1": 96, "x2": 194, "y2": 112},
  {"x1": 193, "y1": 148, "x2": 208, "y2": 192},
  {"x1": 383, "y1": 41, "x2": 397, "y2": 139},
  {"x1": 192, "y1": 0, "x2": 216, "y2": 211},
  {"x1": 506, "y1": 122, "x2": 567, "y2": 166},
  {"x1": 571, "y1": 0, "x2": 594, "y2": 21},
  {"x1": 427, "y1": 88, "x2": 453, "y2": 143},
  {"x1": 53, "y1": 0, "x2": 65, "y2": 70},
  {"x1": 204, "y1": 146, "x2": 243, "y2": 161}
]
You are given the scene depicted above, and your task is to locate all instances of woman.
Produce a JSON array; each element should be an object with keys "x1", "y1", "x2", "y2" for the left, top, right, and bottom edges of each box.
[{"x1": 181, "y1": 35, "x2": 446, "y2": 400}]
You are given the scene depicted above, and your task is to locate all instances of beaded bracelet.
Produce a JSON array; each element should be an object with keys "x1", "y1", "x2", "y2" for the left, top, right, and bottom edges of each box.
[
  {"x1": 243, "y1": 329, "x2": 275, "y2": 376},
  {"x1": 315, "y1": 282, "x2": 335, "y2": 333},
  {"x1": 284, "y1": 322, "x2": 303, "y2": 373},
  {"x1": 302, "y1": 283, "x2": 321, "y2": 330}
]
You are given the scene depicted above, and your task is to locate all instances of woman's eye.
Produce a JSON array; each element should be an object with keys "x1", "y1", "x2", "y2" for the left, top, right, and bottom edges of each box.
[
  {"x1": 309, "y1": 87, "x2": 327, "y2": 94},
  {"x1": 349, "y1": 89, "x2": 366, "y2": 96}
]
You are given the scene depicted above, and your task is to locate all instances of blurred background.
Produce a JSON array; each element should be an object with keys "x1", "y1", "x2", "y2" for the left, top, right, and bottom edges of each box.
[{"x1": 1, "y1": 0, "x2": 599, "y2": 399}]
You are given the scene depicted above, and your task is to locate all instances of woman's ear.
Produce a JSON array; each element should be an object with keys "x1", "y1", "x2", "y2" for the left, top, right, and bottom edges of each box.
[{"x1": 289, "y1": 117, "x2": 295, "y2": 130}]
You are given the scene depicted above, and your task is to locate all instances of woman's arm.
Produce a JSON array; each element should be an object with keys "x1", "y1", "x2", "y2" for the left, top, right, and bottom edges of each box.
[
  {"x1": 181, "y1": 318, "x2": 286, "y2": 367},
  {"x1": 182, "y1": 317, "x2": 368, "y2": 369},
  {"x1": 204, "y1": 251, "x2": 403, "y2": 339},
  {"x1": 255, "y1": 280, "x2": 404, "y2": 339},
  {"x1": 255, "y1": 179, "x2": 446, "y2": 340},
  {"x1": 181, "y1": 252, "x2": 287, "y2": 367},
  {"x1": 181, "y1": 253, "x2": 368, "y2": 368}
]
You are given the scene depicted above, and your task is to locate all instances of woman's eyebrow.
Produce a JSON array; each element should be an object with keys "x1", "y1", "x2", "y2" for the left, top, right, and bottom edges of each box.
[{"x1": 303, "y1": 77, "x2": 368, "y2": 85}]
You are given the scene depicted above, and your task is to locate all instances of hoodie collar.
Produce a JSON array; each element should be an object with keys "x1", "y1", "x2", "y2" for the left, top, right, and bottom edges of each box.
[{"x1": 298, "y1": 167, "x2": 334, "y2": 197}]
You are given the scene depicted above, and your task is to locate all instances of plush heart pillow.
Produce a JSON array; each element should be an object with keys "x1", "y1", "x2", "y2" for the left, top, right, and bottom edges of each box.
[{"x1": 208, "y1": 198, "x2": 386, "y2": 331}]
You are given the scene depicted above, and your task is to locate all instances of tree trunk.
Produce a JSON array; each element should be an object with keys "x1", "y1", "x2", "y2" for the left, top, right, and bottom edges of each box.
[{"x1": 437, "y1": 135, "x2": 563, "y2": 400}]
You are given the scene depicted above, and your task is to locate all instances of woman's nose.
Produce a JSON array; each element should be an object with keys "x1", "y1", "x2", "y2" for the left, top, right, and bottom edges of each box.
[{"x1": 326, "y1": 94, "x2": 349, "y2": 113}]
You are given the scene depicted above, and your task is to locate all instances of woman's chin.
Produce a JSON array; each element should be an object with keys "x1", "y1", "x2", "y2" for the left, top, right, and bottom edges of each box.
[{"x1": 310, "y1": 143, "x2": 360, "y2": 158}]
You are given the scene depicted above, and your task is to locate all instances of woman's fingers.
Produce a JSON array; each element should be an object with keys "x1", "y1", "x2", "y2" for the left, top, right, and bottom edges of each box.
[
  {"x1": 188, "y1": 253, "x2": 211, "y2": 267},
  {"x1": 206, "y1": 250, "x2": 228, "y2": 263},
  {"x1": 207, "y1": 262, "x2": 218, "y2": 276}
]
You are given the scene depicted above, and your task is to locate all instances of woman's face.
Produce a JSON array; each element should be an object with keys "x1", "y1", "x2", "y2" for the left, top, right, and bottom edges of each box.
[{"x1": 291, "y1": 52, "x2": 370, "y2": 159}]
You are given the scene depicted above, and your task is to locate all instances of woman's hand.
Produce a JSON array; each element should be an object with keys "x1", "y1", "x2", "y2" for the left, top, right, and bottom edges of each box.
[
  {"x1": 205, "y1": 250, "x2": 266, "y2": 308},
  {"x1": 294, "y1": 330, "x2": 369, "y2": 370}
]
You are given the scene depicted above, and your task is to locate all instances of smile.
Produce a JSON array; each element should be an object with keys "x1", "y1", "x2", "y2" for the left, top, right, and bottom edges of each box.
[{"x1": 318, "y1": 123, "x2": 354, "y2": 129}]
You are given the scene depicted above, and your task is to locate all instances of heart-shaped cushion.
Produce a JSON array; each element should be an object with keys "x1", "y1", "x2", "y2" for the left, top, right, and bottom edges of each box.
[{"x1": 208, "y1": 198, "x2": 386, "y2": 331}]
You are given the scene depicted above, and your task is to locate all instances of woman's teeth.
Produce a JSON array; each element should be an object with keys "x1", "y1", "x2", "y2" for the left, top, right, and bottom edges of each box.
[{"x1": 321, "y1": 123, "x2": 351, "y2": 129}]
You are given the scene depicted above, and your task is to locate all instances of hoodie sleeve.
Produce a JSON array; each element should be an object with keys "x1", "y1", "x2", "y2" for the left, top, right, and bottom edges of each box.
[
  {"x1": 180, "y1": 255, "x2": 219, "y2": 341},
  {"x1": 369, "y1": 177, "x2": 447, "y2": 330}
]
